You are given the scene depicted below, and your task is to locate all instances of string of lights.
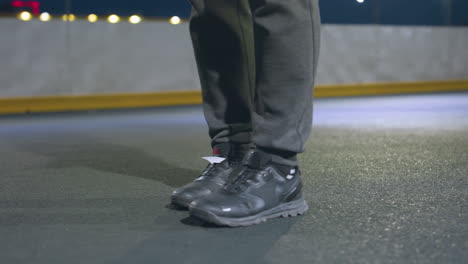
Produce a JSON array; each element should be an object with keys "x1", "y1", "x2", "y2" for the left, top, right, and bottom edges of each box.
[{"x1": 16, "y1": 11, "x2": 182, "y2": 25}]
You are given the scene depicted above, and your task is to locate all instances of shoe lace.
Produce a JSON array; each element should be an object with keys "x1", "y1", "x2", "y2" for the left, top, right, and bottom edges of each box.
[
  {"x1": 224, "y1": 166, "x2": 266, "y2": 192},
  {"x1": 200, "y1": 163, "x2": 220, "y2": 177},
  {"x1": 200, "y1": 163, "x2": 216, "y2": 176},
  {"x1": 199, "y1": 160, "x2": 228, "y2": 178}
]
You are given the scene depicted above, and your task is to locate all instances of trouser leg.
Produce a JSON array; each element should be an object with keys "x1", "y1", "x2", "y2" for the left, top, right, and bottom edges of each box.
[
  {"x1": 188, "y1": 0, "x2": 256, "y2": 148},
  {"x1": 249, "y1": 0, "x2": 321, "y2": 166},
  {"x1": 188, "y1": 0, "x2": 321, "y2": 165}
]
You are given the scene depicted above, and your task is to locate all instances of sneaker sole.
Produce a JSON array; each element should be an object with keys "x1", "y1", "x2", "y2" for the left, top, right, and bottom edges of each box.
[{"x1": 189, "y1": 198, "x2": 309, "y2": 227}]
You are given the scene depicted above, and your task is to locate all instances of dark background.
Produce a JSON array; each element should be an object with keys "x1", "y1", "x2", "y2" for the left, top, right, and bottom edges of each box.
[{"x1": 1, "y1": 0, "x2": 468, "y2": 25}]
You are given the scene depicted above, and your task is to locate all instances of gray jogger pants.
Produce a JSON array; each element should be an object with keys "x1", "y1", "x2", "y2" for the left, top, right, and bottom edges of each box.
[{"x1": 188, "y1": 0, "x2": 321, "y2": 166}]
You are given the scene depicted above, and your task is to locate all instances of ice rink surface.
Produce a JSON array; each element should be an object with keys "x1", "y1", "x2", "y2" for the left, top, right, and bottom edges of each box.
[{"x1": 0, "y1": 93, "x2": 467, "y2": 264}]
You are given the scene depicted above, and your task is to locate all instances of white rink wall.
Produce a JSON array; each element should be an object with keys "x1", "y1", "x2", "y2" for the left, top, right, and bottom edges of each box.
[{"x1": 1, "y1": 18, "x2": 467, "y2": 98}]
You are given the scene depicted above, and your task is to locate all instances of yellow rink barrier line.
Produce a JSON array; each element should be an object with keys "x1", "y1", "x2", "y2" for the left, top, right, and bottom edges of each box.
[
  {"x1": 314, "y1": 80, "x2": 468, "y2": 97},
  {"x1": 1, "y1": 80, "x2": 468, "y2": 115}
]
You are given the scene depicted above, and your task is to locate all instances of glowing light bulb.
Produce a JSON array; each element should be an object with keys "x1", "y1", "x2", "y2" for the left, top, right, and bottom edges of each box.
[
  {"x1": 170, "y1": 16, "x2": 181, "y2": 25},
  {"x1": 108, "y1": 14, "x2": 120, "y2": 24},
  {"x1": 18, "y1": 11, "x2": 32, "y2": 21},
  {"x1": 62, "y1": 14, "x2": 76, "y2": 22},
  {"x1": 129, "y1": 15, "x2": 142, "y2": 24},
  {"x1": 357, "y1": 0, "x2": 365, "y2": 3},
  {"x1": 88, "y1": 14, "x2": 98, "y2": 23},
  {"x1": 39, "y1": 12, "x2": 51, "y2": 22}
]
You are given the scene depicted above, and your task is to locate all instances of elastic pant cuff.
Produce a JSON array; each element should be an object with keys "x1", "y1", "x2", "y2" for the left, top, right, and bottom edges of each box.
[{"x1": 256, "y1": 146, "x2": 298, "y2": 167}]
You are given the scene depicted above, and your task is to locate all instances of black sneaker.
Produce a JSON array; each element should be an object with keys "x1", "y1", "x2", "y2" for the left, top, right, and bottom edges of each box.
[
  {"x1": 188, "y1": 148, "x2": 308, "y2": 227},
  {"x1": 170, "y1": 143, "x2": 248, "y2": 208}
]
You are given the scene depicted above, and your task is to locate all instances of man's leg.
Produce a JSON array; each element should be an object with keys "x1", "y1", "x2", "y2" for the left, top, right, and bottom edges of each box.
[
  {"x1": 188, "y1": 0, "x2": 321, "y2": 226},
  {"x1": 171, "y1": 0, "x2": 257, "y2": 208},
  {"x1": 250, "y1": 0, "x2": 321, "y2": 166},
  {"x1": 189, "y1": 0, "x2": 256, "y2": 151}
]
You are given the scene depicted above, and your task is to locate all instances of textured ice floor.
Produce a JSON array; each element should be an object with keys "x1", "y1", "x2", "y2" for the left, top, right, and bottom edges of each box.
[{"x1": 0, "y1": 92, "x2": 467, "y2": 264}]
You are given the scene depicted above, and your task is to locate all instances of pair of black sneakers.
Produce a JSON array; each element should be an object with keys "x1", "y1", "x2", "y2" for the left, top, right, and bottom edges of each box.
[{"x1": 171, "y1": 144, "x2": 308, "y2": 227}]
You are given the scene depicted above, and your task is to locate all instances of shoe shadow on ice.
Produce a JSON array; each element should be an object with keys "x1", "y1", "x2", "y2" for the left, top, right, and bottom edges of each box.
[{"x1": 179, "y1": 215, "x2": 225, "y2": 228}]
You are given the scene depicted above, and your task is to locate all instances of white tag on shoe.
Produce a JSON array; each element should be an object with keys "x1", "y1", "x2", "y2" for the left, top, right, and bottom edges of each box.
[{"x1": 202, "y1": 156, "x2": 226, "y2": 164}]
